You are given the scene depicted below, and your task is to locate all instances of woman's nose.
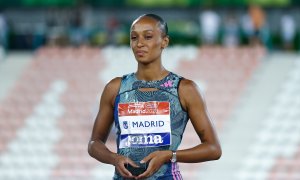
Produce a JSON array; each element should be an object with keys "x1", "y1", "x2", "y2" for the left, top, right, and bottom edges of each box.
[{"x1": 137, "y1": 38, "x2": 144, "y2": 47}]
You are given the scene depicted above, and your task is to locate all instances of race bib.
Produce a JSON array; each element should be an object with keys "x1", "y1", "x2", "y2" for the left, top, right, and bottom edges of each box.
[{"x1": 118, "y1": 101, "x2": 171, "y2": 148}]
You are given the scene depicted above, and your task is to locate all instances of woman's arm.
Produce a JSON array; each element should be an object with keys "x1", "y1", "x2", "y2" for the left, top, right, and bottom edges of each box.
[
  {"x1": 87, "y1": 77, "x2": 139, "y2": 178},
  {"x1": 176, "y1": 78, "x2": 222, "y2": 162}
]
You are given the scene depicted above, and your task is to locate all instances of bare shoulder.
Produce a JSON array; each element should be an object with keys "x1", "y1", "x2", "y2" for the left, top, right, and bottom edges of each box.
[
  {"x1": 180, "y1": 78, "x2": 197, "y2": 88},
  {"x1": 105, "y1": 77, "x2": 122, "y2": 91},
  {"x1": 179, "y1": 78, "x2": 199, "y2": 91},
  {"x1": 101, "y1": 77, "x2": 122, "y2": 106},
  {"x1": 178, "y1": 78, "x2": 204, "y2": 111}
]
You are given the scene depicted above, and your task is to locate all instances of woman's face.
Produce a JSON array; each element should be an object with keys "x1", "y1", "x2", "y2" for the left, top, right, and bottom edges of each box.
[{"x1": 130, "y1": 17, "x2": 168, "y2": 64}]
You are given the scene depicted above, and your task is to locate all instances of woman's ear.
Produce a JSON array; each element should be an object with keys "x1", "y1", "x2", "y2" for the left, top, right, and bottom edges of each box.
[{"x1": 161, "y1": 36, "x2": 169, "y2": 49}]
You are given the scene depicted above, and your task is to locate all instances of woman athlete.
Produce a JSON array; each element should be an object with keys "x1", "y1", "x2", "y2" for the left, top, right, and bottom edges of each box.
[{"x1": 88, "y1": 14, "x2": 222, "y2": 180}]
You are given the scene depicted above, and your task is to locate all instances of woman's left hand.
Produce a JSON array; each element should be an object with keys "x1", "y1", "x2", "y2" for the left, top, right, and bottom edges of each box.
[{"x1": 135, "y1": 150, "x2": 172, "y2": 179}]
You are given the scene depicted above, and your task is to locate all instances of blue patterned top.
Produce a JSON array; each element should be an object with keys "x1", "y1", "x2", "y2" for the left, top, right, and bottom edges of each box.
[{"x1": 113, "y1": 72, "x2": 189, "y2": 180}]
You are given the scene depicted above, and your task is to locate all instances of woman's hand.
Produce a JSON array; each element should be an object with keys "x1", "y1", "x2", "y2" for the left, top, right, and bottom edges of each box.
[
  {"x1": 113, "y1": 154, "x2": 139, "y2": 179},
  {"x1": 136, "y1": 150, "x2": 172, "y2": 179}
]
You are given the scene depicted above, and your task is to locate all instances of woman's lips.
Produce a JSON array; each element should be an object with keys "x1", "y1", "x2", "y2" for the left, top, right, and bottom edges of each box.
[{"x1": 136, "y1": 50, "x2": 146, "y2": 56}]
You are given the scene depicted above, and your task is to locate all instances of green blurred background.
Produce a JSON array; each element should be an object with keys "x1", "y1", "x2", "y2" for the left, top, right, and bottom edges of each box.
[{"x1": 0, "y1": 0, "x2": 299, "y2": 51}]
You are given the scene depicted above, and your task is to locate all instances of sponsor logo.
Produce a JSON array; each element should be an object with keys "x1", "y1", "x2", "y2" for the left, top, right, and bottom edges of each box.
[
  {"x1": 160, "y1": 80, "x2": 173, "y2": 88},
  {"x1": 145, "y1": 102, "x2": 157, "y2": 109},
  {"x1": 125, "y1": 134, "x2": 163, "y2": 146},
  {"x1": 118, "y1": 101, "x2": 169, "y2": 116},
  {"x1": 123, "y1": 121, "x2": 128, "y2": 129},
  {"x1": 127, "y1": 108, "x2": 157, "y2": 114},
  {"x1": 128, "y1": 103, "x2": 144, "y2": 109}
]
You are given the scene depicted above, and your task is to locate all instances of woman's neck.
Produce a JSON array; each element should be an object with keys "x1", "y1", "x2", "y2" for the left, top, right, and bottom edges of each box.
[{"x1": 136, "y1": 64, "x2": 169, "y2": 81}]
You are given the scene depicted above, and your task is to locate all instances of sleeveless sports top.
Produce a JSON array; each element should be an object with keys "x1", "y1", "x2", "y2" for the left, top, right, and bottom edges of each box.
[{"x1": 113, "y1": 72, "x2": 189, "y2": 180}]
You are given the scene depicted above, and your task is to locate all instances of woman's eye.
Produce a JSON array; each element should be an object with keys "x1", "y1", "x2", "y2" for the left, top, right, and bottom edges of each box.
[
  {"x1": 145, "y1": 35, "x2": 152, "y2": 40},
  {"x1": 131, "y1": 36, "x2": 137, "y2": 40}
]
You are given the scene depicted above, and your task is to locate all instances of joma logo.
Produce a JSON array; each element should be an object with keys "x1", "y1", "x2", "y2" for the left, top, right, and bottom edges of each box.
[{"x1": 125, "y1": 134, "x2": 163, "y2": 146}]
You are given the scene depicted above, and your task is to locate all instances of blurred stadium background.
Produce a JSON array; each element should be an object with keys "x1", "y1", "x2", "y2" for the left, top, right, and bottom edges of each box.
[{"x1": 0, "y1": 0, "x2": 300, "y2": 179}]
